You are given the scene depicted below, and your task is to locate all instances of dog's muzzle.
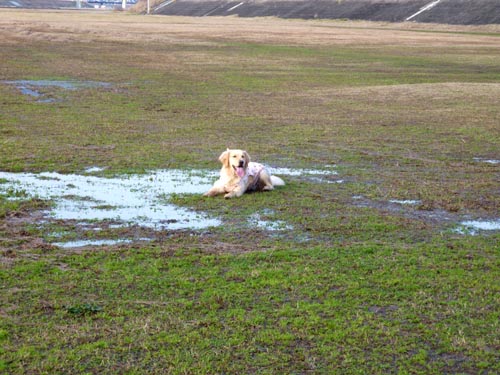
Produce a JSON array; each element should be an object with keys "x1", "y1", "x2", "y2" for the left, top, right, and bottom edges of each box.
[{"x1": 233, "y1": 162, "x2": 246, "y2": 178}]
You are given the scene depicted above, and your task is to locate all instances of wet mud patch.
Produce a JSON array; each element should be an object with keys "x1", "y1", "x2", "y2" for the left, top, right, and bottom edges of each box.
[
  {"x1": 353, "y1": 196, "x2": 458, "y2": 224},
  {"x1": 352, "y1": 195, "x2": 500, "y2": 235},
  {"x1": 4, "y1": 163, "x2": 494, "y2": 250}
]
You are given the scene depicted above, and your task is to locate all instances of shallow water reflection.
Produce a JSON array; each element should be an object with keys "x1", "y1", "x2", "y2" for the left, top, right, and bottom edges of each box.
[
  {"x1": 0, "y1": 169, "x2": 220, "y2": 230},
  {"x1": 3, "y1": 79, "x2": 112, "y2": 103},
  {"x1": 0, "y1": 166, "x2": 340, "y2": 247},
  {"x1": 455, "y1": 219, "x2": 500, "y2": 235}
]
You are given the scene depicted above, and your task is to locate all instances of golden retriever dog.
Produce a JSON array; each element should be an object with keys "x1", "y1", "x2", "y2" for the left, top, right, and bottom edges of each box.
[{"x1": 204, "y1": 149, "x2": 285, "y2": 198}]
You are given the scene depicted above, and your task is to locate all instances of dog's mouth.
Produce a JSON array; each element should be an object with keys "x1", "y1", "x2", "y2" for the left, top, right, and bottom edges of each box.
[{"x1": 233, "y1": 165, "x2": 246, "y2": 178}]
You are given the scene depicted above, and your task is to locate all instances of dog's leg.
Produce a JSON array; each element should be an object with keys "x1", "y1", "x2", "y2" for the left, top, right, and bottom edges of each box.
[
  {"x1": 204, "y1": 186, "x2": 225, "y2": 197},
  {"x1": 259, "y1": 170, "x2": 274, "y2": 191},
  {"x1": 224, "y1": 186, "x2": 245, "y2": 199}
]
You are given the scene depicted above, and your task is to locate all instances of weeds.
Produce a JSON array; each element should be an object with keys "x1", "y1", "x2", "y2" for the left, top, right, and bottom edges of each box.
[{"x1": 66, "y1": 303, "x2": 103, "y2": 316}]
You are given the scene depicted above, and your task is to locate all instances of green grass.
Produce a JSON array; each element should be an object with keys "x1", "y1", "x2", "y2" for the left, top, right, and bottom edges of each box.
[
  {"x1": 1, "y1": 11, "x2": 499, "y2": 374},
  {"x1": 2, "y1": 238, "x2": 499, "y2": 373}
]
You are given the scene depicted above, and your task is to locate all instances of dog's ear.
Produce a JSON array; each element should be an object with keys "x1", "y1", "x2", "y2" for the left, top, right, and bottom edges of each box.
[
  {"x1": 243, "y1": 151, "x2": 250, "y2": 166},
  {"x1": 218, "y1": 149, "x2": 230, "y2": 167}
]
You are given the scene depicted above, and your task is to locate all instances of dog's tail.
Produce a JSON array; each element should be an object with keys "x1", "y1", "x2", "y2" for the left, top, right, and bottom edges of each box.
[{"x1": 271, "y1": 175, "x2": 285, "y2": 187}]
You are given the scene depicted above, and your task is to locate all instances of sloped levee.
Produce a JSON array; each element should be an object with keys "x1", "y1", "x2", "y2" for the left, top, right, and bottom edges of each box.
[
  {"x1": 152, "y1": 0, "x2": 500, "y2": 25},
  {"x1": 411, "y1": 0, "x2": 500, "y2": 24}
]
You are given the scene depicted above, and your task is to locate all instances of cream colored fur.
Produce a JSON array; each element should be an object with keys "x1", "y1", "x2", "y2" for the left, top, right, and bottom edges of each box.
[{"x1": 204, "y1": 149, "x2": 284, "y2": 199}]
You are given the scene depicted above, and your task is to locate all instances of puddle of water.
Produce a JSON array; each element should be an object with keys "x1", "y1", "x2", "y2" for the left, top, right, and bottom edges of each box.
[
  {"x1": 308, "y1": 176, "x2": 344, "y2": 184},
  {"x1": 473, "y1": 158, "x2": 500, "y2": 165},
  {"x1": 17, "y1": 86, "x2": 43, "y2": 97},
  {"x1": 53, "y1": 239, "x2": 134, "y2": 248},
  {"x1": 0, "y1": 166, "x2": 339, "y2": 247},
  {"x1": 3, "y1": 80, "x2": 111, "y2": 103},
  {"x1": 389, "y1": 199, "x2": 422, "y2": 206},
  {"x1": 248, "y1": 212, "x2": 293, "y2": 231},
  {"x1": 0, "y1": 169, "x2": 220, "y2": 230},
  {"x1": 269, "y1": 166, "x2": 339, "y2": 184},
  {"x1": 455, "y1": 219, "x2": 500, "y2": 235},
  {"x1": 4, "y1": 80, "x2": 111, "y2": 90},
  {"x1": 84, "y1": 166, "x2": 106, "y2": 174},
  {"x1": 269, "y1": 167, "x2": 337, "y2": 177}
]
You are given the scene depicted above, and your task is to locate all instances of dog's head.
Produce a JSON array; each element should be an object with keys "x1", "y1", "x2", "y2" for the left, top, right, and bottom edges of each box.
[{"x1": 219, "y1": 149, "x2": 250, "y2": 178}]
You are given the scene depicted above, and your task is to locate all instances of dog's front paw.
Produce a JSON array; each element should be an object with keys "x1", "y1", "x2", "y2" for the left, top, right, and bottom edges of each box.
[{"x1": 204, "y1": 189, "x2": 218, "y2": 197}]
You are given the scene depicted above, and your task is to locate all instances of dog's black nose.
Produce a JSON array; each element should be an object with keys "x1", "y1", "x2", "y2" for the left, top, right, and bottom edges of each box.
[{"x1": 238, "y1": 160, "x2": 245, "y2": 167}]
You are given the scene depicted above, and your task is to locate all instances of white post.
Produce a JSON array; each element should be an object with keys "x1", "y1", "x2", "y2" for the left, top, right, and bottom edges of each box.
[
  {"x1": 147, "y1": 0, "x2": 150, "y2": 14},
  {"x1": 76, "y1": 0, "x2": 81, "y2": 8},
  {"x1": 122, "y1": 0, "x2": 126, "y2": 10}
]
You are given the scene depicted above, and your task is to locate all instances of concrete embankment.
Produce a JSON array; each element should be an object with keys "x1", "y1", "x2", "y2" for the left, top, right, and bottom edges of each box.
[{"x1": 149, "y1": 0, "x2": 500, "y2": 25}]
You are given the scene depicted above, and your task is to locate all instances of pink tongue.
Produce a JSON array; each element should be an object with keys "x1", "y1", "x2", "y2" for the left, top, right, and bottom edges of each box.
[{"x1": 236, "y1": 167, "x2": 245, "y2": 178}]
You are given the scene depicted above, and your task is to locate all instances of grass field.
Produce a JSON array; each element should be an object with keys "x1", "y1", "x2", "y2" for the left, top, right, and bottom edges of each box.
[{"x1": 1, "y1": 9, "x2": 499, "y2": 374}]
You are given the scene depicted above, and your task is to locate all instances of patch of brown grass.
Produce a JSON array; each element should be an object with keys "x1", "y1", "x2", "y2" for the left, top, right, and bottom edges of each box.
[{"x1": 1, "y1": 8, "x2": 499, "y2": 47}]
